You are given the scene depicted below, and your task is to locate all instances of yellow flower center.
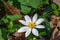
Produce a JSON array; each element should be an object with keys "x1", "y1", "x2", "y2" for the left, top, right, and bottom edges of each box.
[{"x1": 28, "y1": 22, "x2": 35, "y2": 29}]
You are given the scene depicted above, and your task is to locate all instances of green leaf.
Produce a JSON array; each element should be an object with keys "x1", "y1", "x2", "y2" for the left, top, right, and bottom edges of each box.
[
  {"x1": 13, "y1": 24, "x2": 22, "y2": 29},
  {"x1": 7, "y1": 14, "x2": 20, "y2": 21},
  {"x1": 18, "y1": 0, "x2": 28, "y2": 5},
  {"x1": 28, "y1": 34, "x2": 33, "y2": 40},
  {"x1": 7, "y1": 21, "x2": 13, "y2": 30},
  {"x1": 0, "y1": 29, "x2": 1, "y2": 35},
  {"x1": 51, "y1": 3, "x2": 59, "y2": 16},
  {"x1": 20, "y1": 5, "x2": 31, "y2": 14},
  {"x1": 40, "y1": 32, "x2": 46, "y2": 36},
  {"x1": 43, "y1": 18, "x2": 51, "y2": 37},
  {"x1": 8, "y1": 23, "x2": 21, "y2": 33},
  {"x1": 7, "y1": 21, "x2": 14, "y2": 33},
  {"x1": 8, "y1": 0, "x2": 13, "y2": 5},
  {"x1": 51, "y1": 3, "x2": 57, "y2": 9},
  {"x1": 42, "y1": 0, "x2": 49, "y2": 4},
  {"x1": 8, "y1": 21, "x2": 13, "y2": 28},
  {"x1": 0, "y1": 16, "x2": 9, "y2": 25},
  {"x1": 28, "y1": 0, "x2": 41, "y2": 8},
  {"x1": 18, "y1": 0, "x2": 41, "y2": 8},
  {"x1": 0, "y1": 29, "x2": 4, "y2": 40},
  {"x1": 0, "y1": 14, "x2": 20, "y2": 24},
  {"x1": 1, "y1": 28, "x2": 8, "y2": 40},
  {"x1": 43, "y1": 5, "x2": 52, "y2": 14},
  {"x1": 33, "y1": 38, "x2": 37, "y2": 40},
  {"x1": 0, "y1": 36, "x2": 4, "y2": 40},
  {"x1": 54, "y1": 9, "x2": 59, "y2": 16},
  {"x1": 8, "y1": 0, "x2": 42, "y2": 14}
]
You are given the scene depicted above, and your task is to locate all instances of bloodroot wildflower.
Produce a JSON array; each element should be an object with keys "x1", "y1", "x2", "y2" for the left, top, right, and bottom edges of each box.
[{"x1": 18, "y1": 14, "x2": 45, "y2": 37}]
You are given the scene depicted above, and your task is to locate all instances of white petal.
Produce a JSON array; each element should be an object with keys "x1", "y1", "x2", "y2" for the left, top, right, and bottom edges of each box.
[
  {"x1": 24, "y1": 15, "x2": 31, "y2": 23},
  {"x1": 35, "y1": 25, "x2": 45, "y2": 29},
  {"x1": 36, "y1": 18, "x2": 45, "y2": 25},
  {"x1": 32, "y1": 28, "x2": 39, "y2": 36},
  {"x1": 32, "y1": 14, "x2": 37, "y2": 22},
  {"x1": 19, "y1": 20, "x2": 27, "y2": 25},
  {"x1": 25, "y1": 28, "x2": 31, "y2": 37},
  {"x1": 17, "y1": 27, "x2": 28, "y2": 32}
]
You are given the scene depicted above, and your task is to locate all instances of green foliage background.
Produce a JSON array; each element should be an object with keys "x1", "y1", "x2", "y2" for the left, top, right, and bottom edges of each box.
[{"x1": 0, "y1": 0, "x2": 60, "y2": 40}]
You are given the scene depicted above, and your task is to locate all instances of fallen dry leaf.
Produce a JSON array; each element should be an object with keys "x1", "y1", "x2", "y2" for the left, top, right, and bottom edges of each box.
[
  {"x1": 2, "y1": 0, "x2": 23, "y2": 24},
  {"x1": 53, "y1": 0, "x2": 60, "y2": 7},
  {"x1": 50, "y1": 15, "x2": 60, "y2": 40}
]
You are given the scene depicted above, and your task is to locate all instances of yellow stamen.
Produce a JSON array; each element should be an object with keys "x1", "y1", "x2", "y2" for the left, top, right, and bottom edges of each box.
[{"x1": 28, "y1": 22, "x2": 35, "y2": 29}]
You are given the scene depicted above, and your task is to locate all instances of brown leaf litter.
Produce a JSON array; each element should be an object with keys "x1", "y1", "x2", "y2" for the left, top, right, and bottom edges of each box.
[{"x1": 50, "y1": 15, "x2": 60, "y2": 40}]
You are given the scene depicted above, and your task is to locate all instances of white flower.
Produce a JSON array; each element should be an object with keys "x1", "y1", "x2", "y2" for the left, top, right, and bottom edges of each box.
[{"x1": 18, "y1": 14, "x2": 45, "y2": 37}]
